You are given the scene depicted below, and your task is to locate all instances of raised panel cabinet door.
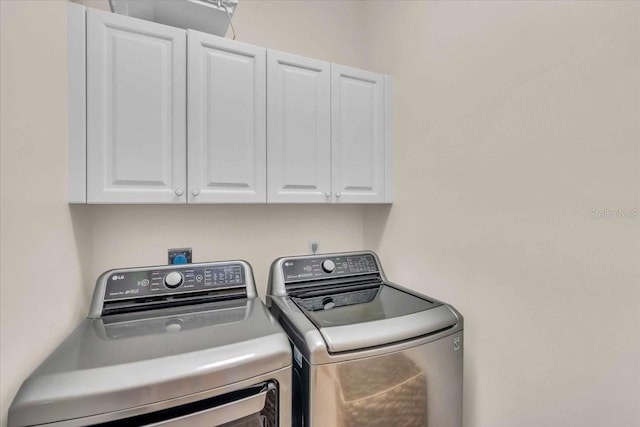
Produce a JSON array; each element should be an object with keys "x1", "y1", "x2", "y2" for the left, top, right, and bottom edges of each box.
[
  {"x1": 86, "y1": 9, "x2": 187, "y2": 203},
  {"x1": 331, "y1": 65, "x2": 385, "y2": 203},
  {"x1": 267, "y1": 50, "x2": 331, "y2": 203},
  {"x1": 188, "y1": 30, "x2": 266, "y2": 203}
]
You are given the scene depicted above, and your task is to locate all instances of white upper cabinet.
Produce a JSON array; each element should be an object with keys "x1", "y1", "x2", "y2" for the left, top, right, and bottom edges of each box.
[
  {"x1": 86, "y1": 9, "x2": 187, "y2": 203},
  {"x1": 70, "y1": 6, "x2": 392, "y2": 205},
  {"x1": 188, "y1": 30, "x2": 266, "y2": 203},
  {"x1": 267, "y1": 50, "x2": 331, "y2": 203},
  {"x1": 331, "y1": 64, "x2": 386, "y2": 203}
]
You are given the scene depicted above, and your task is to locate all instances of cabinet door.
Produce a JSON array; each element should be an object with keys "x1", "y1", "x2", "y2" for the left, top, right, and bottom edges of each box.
[
  {"x1": 188, "y1": 31, "x2": 266, "y2": 203},
  {"x1": 331, "y1": 65, "x2": 385, "y2": 203},
  {"x1": 86, "y1": 10, "x2": 186, "y2": 203},
  {"x1": 267, "y1": 50, "x2": 331, "y2": 203}
]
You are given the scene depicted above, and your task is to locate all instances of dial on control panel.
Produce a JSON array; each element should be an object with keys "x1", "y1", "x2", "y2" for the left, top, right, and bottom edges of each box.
[
  {"x1": 164, "y1": 271, "x2": 184, "y2": 289},
  {"x1": 321, "y1": 259, "x2": 336, "y2": 273},
  {"x1": 322, "y1": 297, "x2": 335, "y2": 310}
]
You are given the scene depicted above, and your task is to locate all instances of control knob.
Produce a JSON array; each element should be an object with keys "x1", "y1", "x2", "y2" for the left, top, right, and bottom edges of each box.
[
  {"x1": 165, "y1": 318, "x2": 183, "y2": 332},
  {"x1": 164, "y1": 271, "x2": 184, "y2": 289},
  {"x1": 322, "y1": 297, "x2": 335, "y2": 310},
  {"x1": 321, "y1": 259, "x2": 336, "y2": 273}
]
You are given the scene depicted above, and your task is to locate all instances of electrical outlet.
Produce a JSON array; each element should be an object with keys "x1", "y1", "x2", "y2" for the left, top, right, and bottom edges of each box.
[
  {"x1": 168, "y1": 248, "x2": 192, "y2": 265},
  {"x1": 308, "y1": 240, "x2": 319, "y2": 255}
]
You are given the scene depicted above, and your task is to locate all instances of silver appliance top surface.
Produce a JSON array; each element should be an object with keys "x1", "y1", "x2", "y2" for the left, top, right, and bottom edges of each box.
[
  {"x1": 9, "y1": 261, "x2": 291, "y2": 427},
  {"x1": 293, "y1": 285, "x2": 439, "y2": 328},
  {"x1": 293, "y1": 284, "x2": 456, "y2": 353},
  {"x1": 267, "y1": 251, "x2": 463, "y2": 359}
]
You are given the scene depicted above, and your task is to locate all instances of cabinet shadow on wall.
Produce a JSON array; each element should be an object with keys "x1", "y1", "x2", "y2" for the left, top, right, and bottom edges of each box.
[
  {"x1": 67, "y1": 203, "x2": 395, "y2": 275},
  {"x1": 69, "y1": 204, "x2": 95, "y2": 304},
  {"x1": 363, "y1": 204, "x2": 392, "y2": 250}
]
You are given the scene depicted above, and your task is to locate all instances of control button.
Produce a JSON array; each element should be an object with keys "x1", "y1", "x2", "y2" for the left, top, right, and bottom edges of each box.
[
  {"x1": 196, "y1": 274, "x2": 203, "y2": 282},
  {"x1": 164, "y1": 271, "x2": 184, "y2": 289},
  {"x1": 321, "y1": 259, "x2": 336, "y2": 273},
  {"x1": 322, "y1": 297, "x2": 335, "y2": 310},
  {"x1": 165, "y1": 318, "x2": 183, "y2": 333},
  {"x1": 138, "y1": 279, "x2": 150, "y2": 287}
]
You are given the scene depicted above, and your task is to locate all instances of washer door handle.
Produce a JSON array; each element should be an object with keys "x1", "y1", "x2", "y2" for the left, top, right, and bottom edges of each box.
[{"x1": 146, "y1": 390, "x2": 267, "y2": 426}]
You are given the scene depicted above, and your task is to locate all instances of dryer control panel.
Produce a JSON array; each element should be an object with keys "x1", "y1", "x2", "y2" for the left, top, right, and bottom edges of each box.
[
  {"x1": 283, "y1": 253, "x2": 378, "y2": 283},
  {"x1": 104, "y1": 263, "x2": 245, "y2": 301}
]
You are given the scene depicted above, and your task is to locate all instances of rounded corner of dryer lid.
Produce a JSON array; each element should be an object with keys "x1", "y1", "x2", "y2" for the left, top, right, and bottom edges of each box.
[{"x1": 7, "y1": 300, "x2": 292, "y2": 427}]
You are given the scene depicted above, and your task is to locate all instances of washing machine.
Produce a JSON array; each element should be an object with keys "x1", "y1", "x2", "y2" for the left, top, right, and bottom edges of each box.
[
  {"x1": 266, "y1": 251, "x2": 463, "y2": 427},
  {"x1": 9, "y1": 260, "x2": 291, "y2": 427}
]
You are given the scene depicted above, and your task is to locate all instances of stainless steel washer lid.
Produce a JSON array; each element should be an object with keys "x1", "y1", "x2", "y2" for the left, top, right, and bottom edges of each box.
[
  {"x1": 8, "y1": 298, "x2": 291, "y2": 427},
  {"x1": 296, "y1": 285, "x2": 459, "y2": 353}
]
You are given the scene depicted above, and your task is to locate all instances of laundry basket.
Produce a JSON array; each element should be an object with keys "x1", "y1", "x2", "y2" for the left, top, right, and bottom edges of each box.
[
  {"x1": 335, "y1": 353, "x2": 428, "y2": 426},
  {"x1": 109, "y1": 0, "x2": 238, "y2": 36}
]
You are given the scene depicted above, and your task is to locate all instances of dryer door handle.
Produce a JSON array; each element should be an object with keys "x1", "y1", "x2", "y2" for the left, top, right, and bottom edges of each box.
[{"x1": 147, "y1": 390, "x2": 267, "y2": 426}]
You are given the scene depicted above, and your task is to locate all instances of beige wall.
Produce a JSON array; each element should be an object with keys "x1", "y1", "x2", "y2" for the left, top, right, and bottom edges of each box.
[
  {"x1": 363, "y1": 1, "x2": 640, "y2": 426},
  {"x1": 87, "y1": 204, "x2": 364, "y2": 296},
  {"x1": 2, "y1": 1, "x2": 639, "y2": 427},
  {"x1": 0, "y1": 2, "x2": 92, "y2": 425},
  {"x1": 0, "y1": 1, "x2": 370, "y2": 424}
]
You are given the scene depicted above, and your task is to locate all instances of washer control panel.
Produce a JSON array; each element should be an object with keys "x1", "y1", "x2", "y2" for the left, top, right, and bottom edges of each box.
[
  {"x1": 104, "y1": 263, "x2": 245, "y2": 301},
  {"x1": 283, "y1": 254, "x2": 378, "y2": 282}
]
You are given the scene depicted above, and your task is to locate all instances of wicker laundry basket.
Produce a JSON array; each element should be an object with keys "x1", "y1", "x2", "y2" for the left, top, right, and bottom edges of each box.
[{"x1": 334, "y1": 353, "x2": 428, "y2": 426}]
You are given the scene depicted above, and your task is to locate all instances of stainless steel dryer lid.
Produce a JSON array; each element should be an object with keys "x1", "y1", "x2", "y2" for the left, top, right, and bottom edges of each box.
[
  {"x1": 294, "y1": 285, "x2": 459, "y2": 353},
  {"x1": 9, "y1": 298, "x2": 291, "y2": 427},
  {"x1": 267, "y1": 251, "x2": 462, "y2": 355}
]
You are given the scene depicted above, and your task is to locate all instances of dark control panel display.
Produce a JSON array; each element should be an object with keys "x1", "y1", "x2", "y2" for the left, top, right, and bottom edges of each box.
[
  {"x1": 294, "y1": 287, "x2": 380, "y2": 311},
  {"x1": 104, "y1": 264, "x2": 245, "y2": 301},
  {"x1": 283, "y1": 254, "x2": 378, "y2": 283}
]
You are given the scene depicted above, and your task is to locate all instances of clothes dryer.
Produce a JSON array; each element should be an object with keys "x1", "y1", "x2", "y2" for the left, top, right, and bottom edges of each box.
[
  {"x1": 9, "y1": 260, "x2": 291, "y2": 427},
  {"x1": 266, "y1": 251, "x2": 462, "y2": 427}
]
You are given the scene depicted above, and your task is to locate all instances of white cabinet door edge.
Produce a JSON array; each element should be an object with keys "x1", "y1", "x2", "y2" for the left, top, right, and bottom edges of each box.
[
  {"x1": 68, "y1": 2, "x2": 86, "y2": 203},
  {"x1": 384, "y1": 75, "x2": 394, "y2": 204}
]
